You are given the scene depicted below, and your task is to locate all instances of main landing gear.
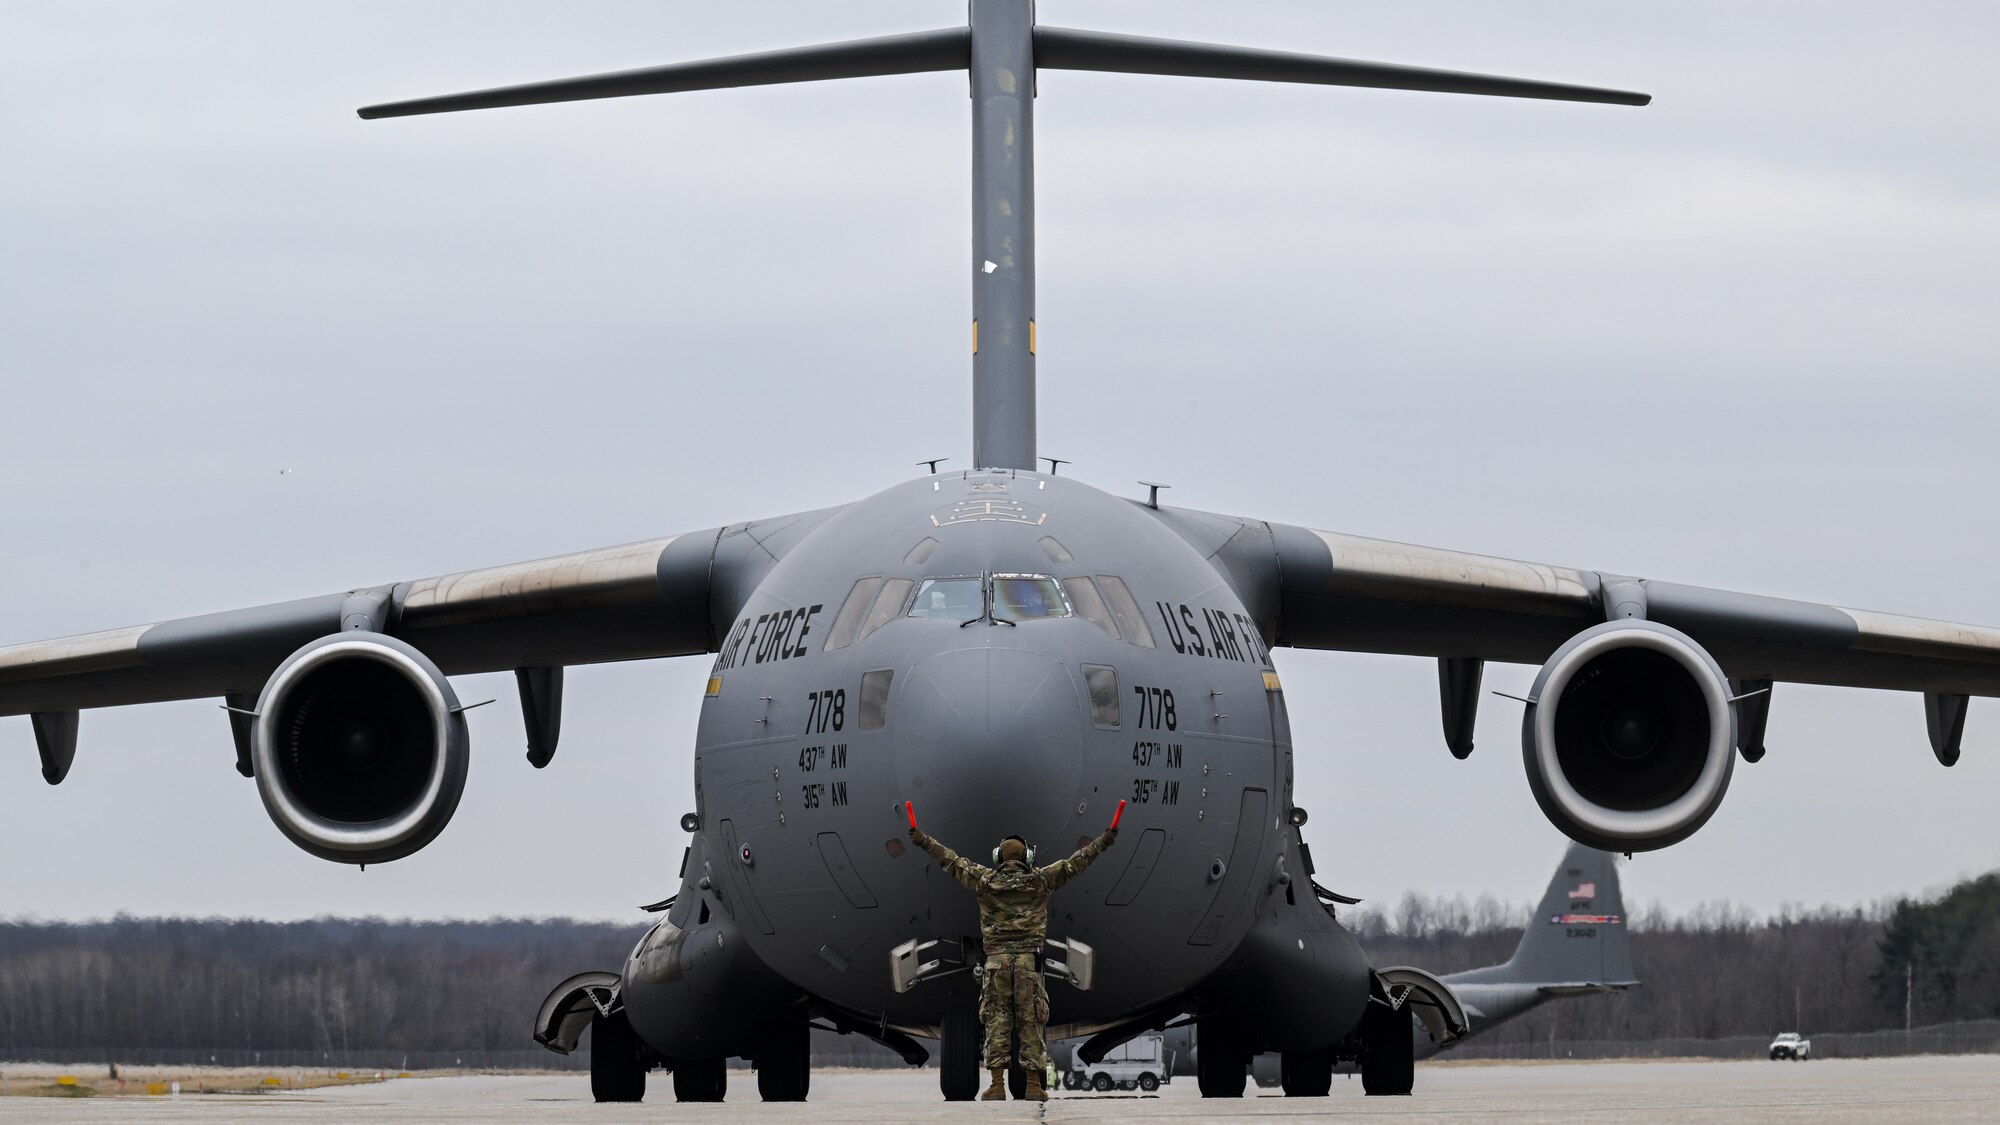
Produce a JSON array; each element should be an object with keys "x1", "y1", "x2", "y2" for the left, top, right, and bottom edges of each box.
[
  {"x1": 1280, "y1": 1045, "x2": 1335, "y2": 1097},
  {"x1": 754, "y1": 1018, "x2": 811, "y2": 1102},
  {"x1": 939, "y1": 1007, "x2": 982, "y2": 1101},
  {"x1": 1195, "y1": 1017, "x2": 1248, "y2": 1098},
  {"x1": 588, "y1": 1010, "x2": 646, "y2": 1103},
  {"x1": 672, "y1": 1056, "x2": 728, "y2": 1102},
  {"x1": 1360, "y1": 1003, "x2": 1414, "y2": 1096}
]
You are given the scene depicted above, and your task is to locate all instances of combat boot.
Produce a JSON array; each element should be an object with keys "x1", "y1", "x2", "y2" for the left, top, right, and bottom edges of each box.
[
  {"x1": 1024, "y1": 1069, "x2": 1048, "y2": 1102},
  {"x1": 980, "y1": 1067, "x2": 1007, "y2": 1100}
]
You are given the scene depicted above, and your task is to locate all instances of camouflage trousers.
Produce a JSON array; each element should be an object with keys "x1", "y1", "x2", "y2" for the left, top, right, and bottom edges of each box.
[{"x1": 979, "y1": 953, "x2": 1049, "y2": 1072}]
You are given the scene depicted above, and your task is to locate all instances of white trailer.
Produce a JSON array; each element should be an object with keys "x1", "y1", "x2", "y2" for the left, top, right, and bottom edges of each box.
[{"x1": 1065, "y1": 1032, "x2": 1174, "y2": 1092}]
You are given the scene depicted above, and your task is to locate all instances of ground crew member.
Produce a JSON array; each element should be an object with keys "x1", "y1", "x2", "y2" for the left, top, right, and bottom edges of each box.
[{"x1": 907, "y1": 802, "x2": 1121, "y2": 1102}]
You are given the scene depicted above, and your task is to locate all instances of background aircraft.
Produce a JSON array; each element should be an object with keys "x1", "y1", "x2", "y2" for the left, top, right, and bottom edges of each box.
[
  {"x1": 1418, "y1": 842, "x2": 1637, "y2": 1057},
  {"x1": 3, "y1": 0, "x2": 2000, "y2": 1104},
  {"x1": 1068, "y1": 840, "x2": 1636, "y2": 1086}
]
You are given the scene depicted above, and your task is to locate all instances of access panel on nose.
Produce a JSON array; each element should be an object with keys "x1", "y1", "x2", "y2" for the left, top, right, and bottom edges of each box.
[{"x1": 1188, "y1": 788, "x2": 1267, "y2": 946}]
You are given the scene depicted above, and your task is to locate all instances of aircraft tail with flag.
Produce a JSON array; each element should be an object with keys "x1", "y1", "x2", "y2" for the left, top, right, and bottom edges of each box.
[{"x1": 1421, "y1": 842, "x2": 1638, "y2": 1055}]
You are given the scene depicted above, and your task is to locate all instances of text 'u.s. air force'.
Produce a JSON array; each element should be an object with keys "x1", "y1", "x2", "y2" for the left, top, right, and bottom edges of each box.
[
  {"x1": 713, "y1": 604, "x2": 824, "y2": 671},
  {"x1": 1155, "y1": 602, "x2": 1269, "y2": 664}
]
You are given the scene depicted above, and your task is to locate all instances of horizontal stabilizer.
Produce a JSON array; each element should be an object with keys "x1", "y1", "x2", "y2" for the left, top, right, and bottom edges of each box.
[
  {"x1": 1538, "y1": 980, "x2": 1641, "y2": 998},
  {"x1": 358, "y1": 28, "x2": 969, "y2": 119},
  {"x1": 1034, "y1": 27, "x2": 1649, "y2": 106}
]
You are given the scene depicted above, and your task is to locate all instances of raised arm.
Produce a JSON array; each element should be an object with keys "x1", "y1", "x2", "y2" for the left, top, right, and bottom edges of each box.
[
  {"x1": 1038, "y1": 826, "x2": 1117, "y2": 891},
  {"x1": 911, "y1": 827, "x2": 991, "y2": 892}
]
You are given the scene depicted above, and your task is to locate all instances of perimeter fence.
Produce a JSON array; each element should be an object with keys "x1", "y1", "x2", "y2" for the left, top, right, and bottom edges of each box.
[{"x1": 1446, "y1": 1018, "x2": 2000, "y2": 1061}]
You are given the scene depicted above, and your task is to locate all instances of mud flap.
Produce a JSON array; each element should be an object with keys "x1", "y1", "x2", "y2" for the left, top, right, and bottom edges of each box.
[{"x1": 534, "y1": 970, "x2": 622, "y2": 1055}]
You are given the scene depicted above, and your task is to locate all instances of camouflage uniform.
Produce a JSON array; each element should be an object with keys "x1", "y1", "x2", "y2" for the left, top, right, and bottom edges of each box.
[{"x1": 914, "y1": 828, "x2": 1116, "y2": 1073}]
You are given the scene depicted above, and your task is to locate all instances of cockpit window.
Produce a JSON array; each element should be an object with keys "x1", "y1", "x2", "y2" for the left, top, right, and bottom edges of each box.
[
  {"x1": 908, "y1": 577, "x2": 983, "y2": 620},
  {"x1": 1096, "y1": 575, "x2": 1155, "y2": 648},
  {"x1": 822, "y1": 577, "x2": 882, "y2": 652},
  {"x1": 856, "y1": 577, "x2": 915, "y2": 642},
  {"x1": 1062, "y1": 577, "x2": 1120, "y2": 639},
  {"x1": 992, "y1": 575, "x2": 1070, "y2": 623}
]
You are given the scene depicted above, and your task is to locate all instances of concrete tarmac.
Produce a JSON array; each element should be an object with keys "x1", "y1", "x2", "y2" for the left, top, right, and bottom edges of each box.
[{"x1": 4, "y1": 1056, "x2": 1997, "y2": 1122}]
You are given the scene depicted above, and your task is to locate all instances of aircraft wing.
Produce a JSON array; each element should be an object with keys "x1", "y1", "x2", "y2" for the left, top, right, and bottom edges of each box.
[
  {"x1": 1167, "y1": 507, "x2": 2000, "y2": 694},
  {"x1": 0, "y1": 506, "x2": 840, "y2": 720},
  {"x1": 1162, "y1": 506, "x2": 2000, "y2": 759}
]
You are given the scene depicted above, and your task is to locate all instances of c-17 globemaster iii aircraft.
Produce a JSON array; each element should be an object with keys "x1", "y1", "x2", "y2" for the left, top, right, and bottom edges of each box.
[{"x1": 3, "y1": 0, "x2": 1996, "y2": 1106}]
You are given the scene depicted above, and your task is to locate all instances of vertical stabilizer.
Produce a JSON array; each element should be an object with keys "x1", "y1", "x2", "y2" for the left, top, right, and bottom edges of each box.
[
  {"x1": 1451, "y1": 842, "x2": 1635, "y2": 989},
  {"x1": 358, "y1": 4, "x2": 1644, "y2": 476}
]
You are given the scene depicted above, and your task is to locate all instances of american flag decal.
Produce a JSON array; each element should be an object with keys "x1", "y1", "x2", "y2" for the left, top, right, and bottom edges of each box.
[
  {"x1": 1550, "y1": 913, "x2": 1622, "y2": 925},
  {"x1": 1567, "y1": 882, "x2": 1596, "y2": 899}
]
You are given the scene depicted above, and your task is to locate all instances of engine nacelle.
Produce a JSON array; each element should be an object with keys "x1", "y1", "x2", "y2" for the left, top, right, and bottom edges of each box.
[
  {"x1": 251, "y1": 632, "x2": 470, "y2": 865},
  {"x1": 1521, "y1": 621, "x2": 1735, "y2": 852}
]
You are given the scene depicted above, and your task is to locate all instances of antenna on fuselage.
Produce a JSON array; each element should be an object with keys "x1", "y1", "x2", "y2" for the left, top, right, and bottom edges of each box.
[{"x1": 358, "y1": 2, "x2": 1648, "y2": 473}]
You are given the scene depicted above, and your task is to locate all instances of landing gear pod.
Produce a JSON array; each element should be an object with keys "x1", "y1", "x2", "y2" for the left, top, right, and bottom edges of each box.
[
  {"x1": 251, "y1": 633, "x2": 470, "y2": 864},
  {"x1": 1521, "y1": 621, "x2": 1735, "y2": 852}
]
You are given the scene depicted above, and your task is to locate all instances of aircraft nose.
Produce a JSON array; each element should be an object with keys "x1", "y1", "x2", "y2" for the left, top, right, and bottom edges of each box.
[{"x1": 895, "y1": 647, "x2": 1090, "y2": 854}]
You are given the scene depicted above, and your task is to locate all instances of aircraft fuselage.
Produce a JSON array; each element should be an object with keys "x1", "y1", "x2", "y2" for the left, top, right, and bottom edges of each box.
[{"x1": 628, "y1": 469, "x2": 1332, "y2": 1045}]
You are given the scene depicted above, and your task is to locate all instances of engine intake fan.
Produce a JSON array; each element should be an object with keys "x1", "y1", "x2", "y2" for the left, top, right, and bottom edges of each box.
[
  {"x1": 251, "y1": 632, "x2": 469, "y2": 864},
  {"x1": 1522, "y1": 621, "x2": 1735, "y2": 852}
]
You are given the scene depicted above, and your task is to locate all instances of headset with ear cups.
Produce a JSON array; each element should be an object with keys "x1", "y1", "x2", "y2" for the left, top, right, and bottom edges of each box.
[{"x1": 992, "y1": 835, "x2": 1036, "y2": 865}]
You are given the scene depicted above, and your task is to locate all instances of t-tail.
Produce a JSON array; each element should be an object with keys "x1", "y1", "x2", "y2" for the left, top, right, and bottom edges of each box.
[
  {"x1": 357, "y1": 0, "x2": 1645, "y2": 474},
  {"x1": 1423, "y1": 843, "x2": 1638, "y2": 1054}
]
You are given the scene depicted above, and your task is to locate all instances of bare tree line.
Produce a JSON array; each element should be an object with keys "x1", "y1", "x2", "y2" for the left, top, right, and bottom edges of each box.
[
  {"x1": 1350, "y1": 870, "x2": 2000, "y2": 1046},
  {"x1": 0, "y1": 917, "x2": 643, "y2": 1055},
  {"x1": 0, "y1": 870, "x2": 1990, "y2": 1055}
]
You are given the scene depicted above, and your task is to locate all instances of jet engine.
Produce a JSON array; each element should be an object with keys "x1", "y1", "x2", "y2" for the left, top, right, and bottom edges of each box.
[
  {"x1": 1520, "y1": 621, "x2": 1735, "y2": 852},
  {"x1": 250, "y1": 632, "x2": 469, "y2": 864}
]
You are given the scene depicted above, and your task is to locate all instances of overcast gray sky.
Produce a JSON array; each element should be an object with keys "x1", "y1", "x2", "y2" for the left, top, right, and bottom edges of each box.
[{"x1": 3, "y1": 1, "x2": 1997, "y2": 923}]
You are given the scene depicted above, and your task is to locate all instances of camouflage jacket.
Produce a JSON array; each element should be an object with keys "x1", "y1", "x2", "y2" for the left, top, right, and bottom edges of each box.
[{"x1": 918, "y1": 829, "x2": 1115, "y2": 955}]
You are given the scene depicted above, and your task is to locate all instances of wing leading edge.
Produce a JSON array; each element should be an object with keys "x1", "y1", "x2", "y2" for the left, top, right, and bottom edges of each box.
[
  {"x1": 0, "y1": 506, "x2": 842, "y2": 720},
  {"x1": 1154, "y1": 505, "x2": 2000, "y2": 701}
]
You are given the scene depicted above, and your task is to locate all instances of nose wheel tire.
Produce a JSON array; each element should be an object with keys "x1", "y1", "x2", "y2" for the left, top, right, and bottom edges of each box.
[
  {"x1": 588, "y1": 1010, "x2": 646, "y2": 1103},
  {"x1": 1360, "y1": 1004, "x2": 1415, "y2": 1097},
  {"x1": 672, "y1": 1056, "x2": 727, "y2": 1102},
  {"x1": 939, "y1": 1007, "x2": 981, "y2": 1101},
  {"x1": 755, "y1": 1018, "x2": 810, "y2": 1102}
]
